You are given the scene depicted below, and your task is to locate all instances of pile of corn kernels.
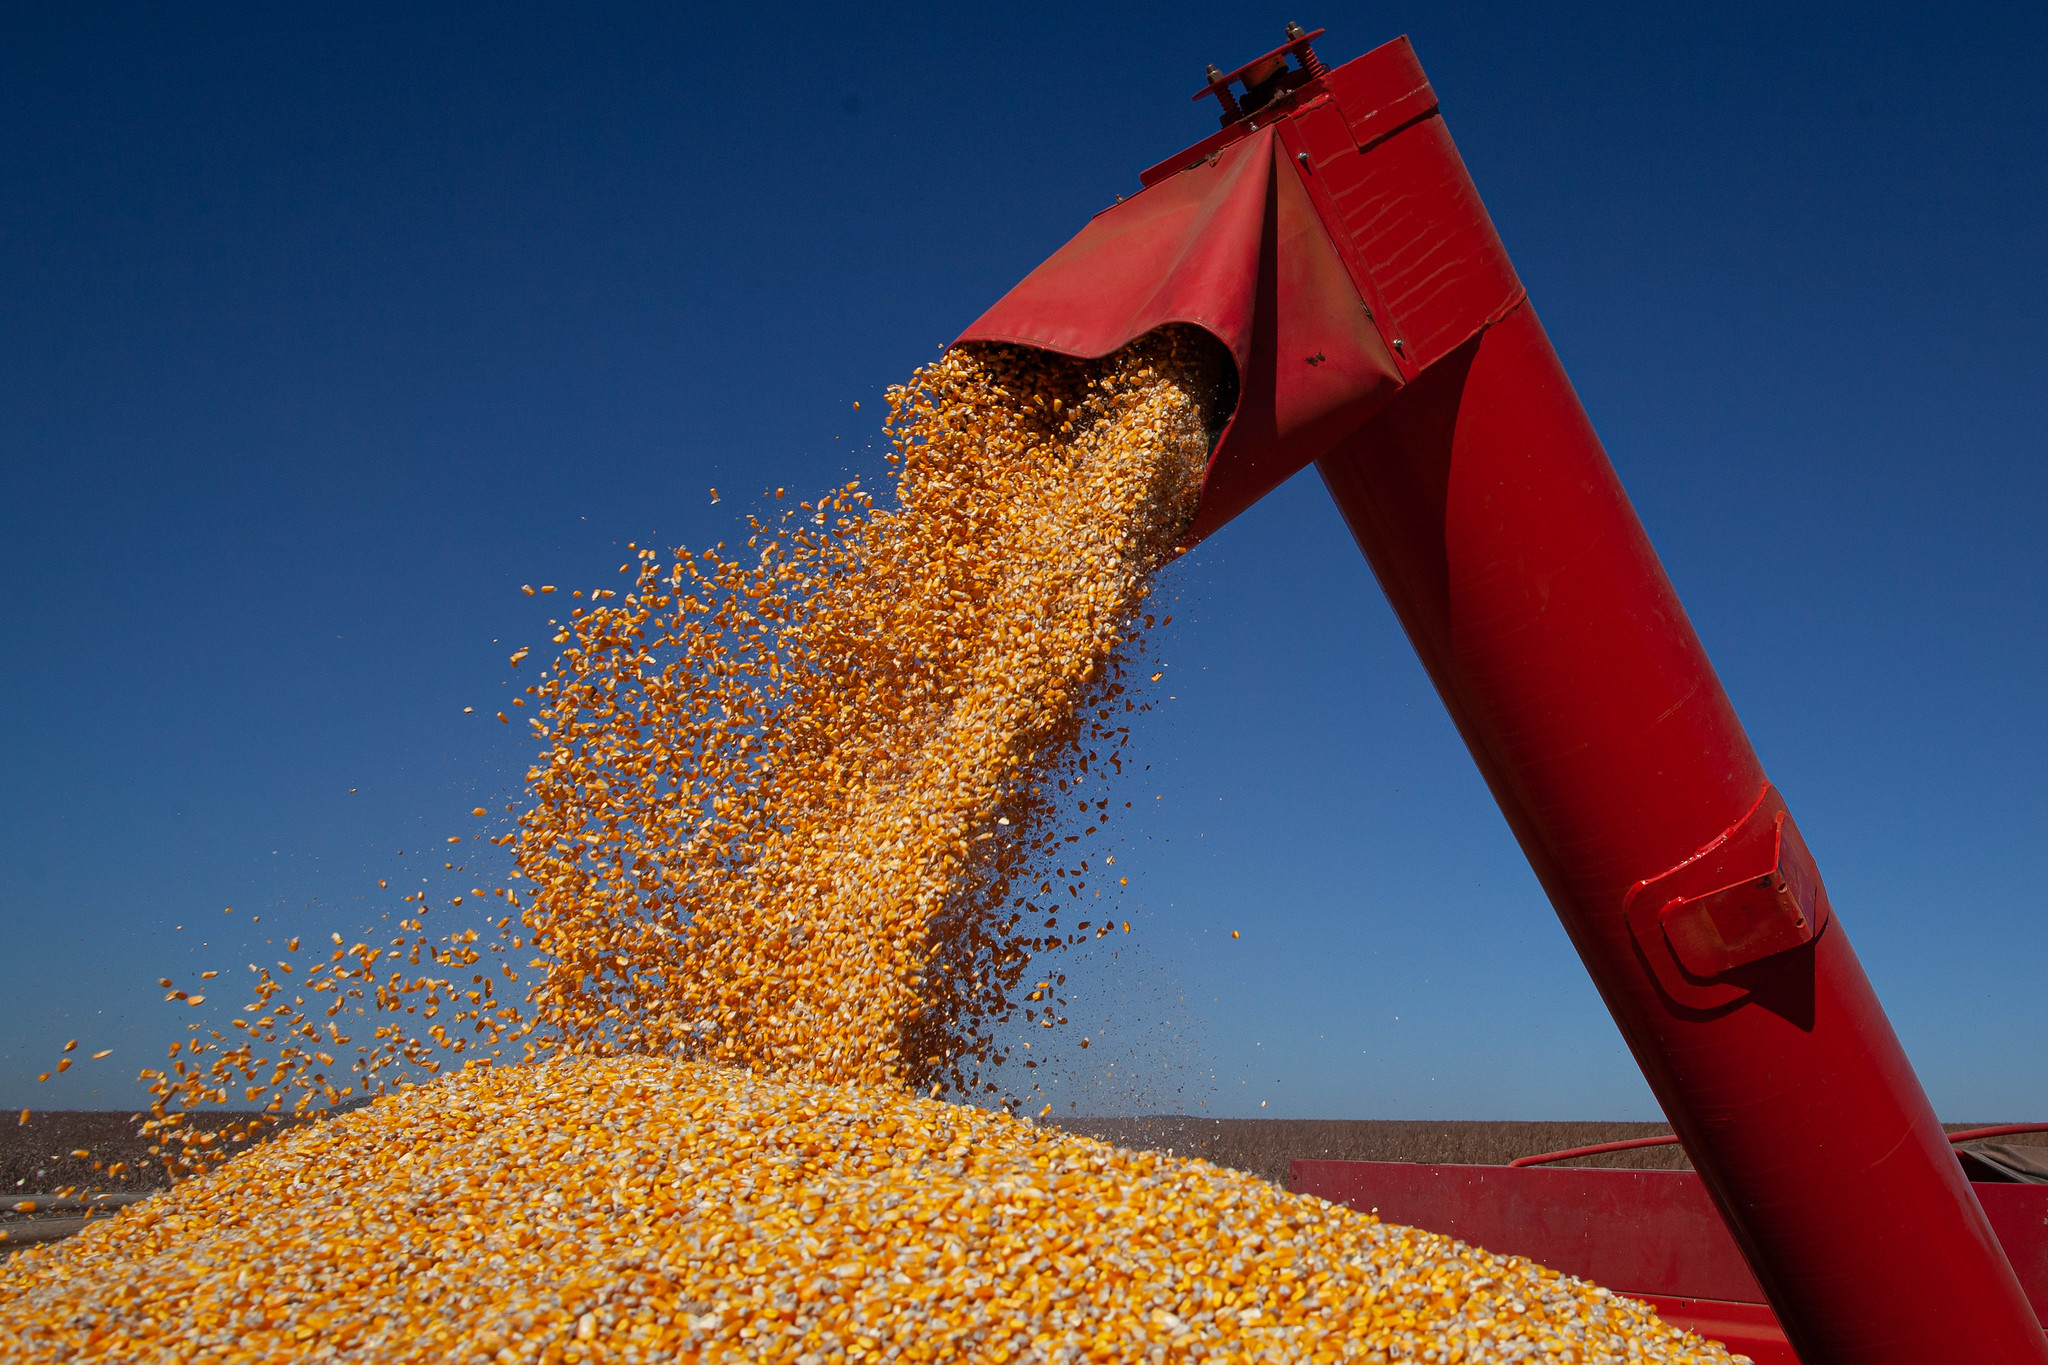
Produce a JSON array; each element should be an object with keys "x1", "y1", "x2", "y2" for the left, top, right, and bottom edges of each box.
[
  {"x1": 9, "y1": 331, "x2": 1739, "y2": 1362},
  {"x1": 1, "y1": 1057, "x2": 1737, "y2": 1364}
]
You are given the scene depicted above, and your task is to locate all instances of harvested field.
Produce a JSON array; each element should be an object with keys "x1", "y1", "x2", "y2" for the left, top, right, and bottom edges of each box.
[
  {"x1": 16, "y1": 1107, "x2": 2042, "y2": 1201},
  {"x1": 1052, "y1": 1119, "x2": 1695, "y2": 1182},
  {"x1": 6, "y1": 1110, "x2": 1697, "y2": 1199}
]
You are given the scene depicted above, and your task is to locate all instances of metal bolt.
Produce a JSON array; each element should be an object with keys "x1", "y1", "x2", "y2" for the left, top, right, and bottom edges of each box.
[
  {"x1": 1203, "y1": 63, "x2": 1243, "y2": 124},
  {"x1": 1297, "y1": 152, "x2": 1310, "y2": 165},
  {"x1": 1285, "y1": 22, "x2": 1329, "y2": 79}
]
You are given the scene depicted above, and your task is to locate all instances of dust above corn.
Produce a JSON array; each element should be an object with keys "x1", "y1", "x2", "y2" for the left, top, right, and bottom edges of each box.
[
  {"x1": 11, "y1": 331, "x2": 1737, "y2": 1363},
  {"x1": 3, "y1": 1057, "x2": 1737, "y2": 1365}
]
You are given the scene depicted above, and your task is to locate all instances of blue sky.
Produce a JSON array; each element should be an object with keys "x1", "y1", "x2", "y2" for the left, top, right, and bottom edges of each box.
[{"x1": 3, "y1": 2, "x2": 2042, "y2": 1120}]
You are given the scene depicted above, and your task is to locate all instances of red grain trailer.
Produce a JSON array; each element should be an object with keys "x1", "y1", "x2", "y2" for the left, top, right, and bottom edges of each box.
[{"x1": 960, "y1": 25, "x2": 2047, "y2": 1364}]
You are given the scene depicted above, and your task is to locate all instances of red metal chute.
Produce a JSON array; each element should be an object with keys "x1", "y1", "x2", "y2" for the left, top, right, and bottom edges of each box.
[
  {"x1": 960, "y1": 123, "x2": 1399, "y2": 541},
  {"x1": 958, "y1": 26, "x2": 2047, "y2": 1365}
]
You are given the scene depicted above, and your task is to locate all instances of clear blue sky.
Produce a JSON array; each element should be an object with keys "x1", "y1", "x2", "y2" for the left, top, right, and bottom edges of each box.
[{"x1": 4, "y1": 3, "x2": 2043, "y2": 1121}]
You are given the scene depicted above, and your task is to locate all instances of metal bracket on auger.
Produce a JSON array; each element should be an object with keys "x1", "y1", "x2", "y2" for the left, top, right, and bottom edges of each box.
[
  {"x1": 1626, "y1": 784, "x2": 1833, "y2": 1009},
  {"x1": 1195, "y1": 24, "x2": 1328, "y2": 127}
]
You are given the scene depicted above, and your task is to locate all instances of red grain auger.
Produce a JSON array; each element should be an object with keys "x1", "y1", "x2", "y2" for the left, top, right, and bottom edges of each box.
[{"x1": 959, "y1": 25, "x2": 2048, "y2": 1364}]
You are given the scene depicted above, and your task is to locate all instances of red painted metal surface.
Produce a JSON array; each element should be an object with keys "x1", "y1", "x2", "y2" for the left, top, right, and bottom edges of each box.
[
  {"x1": 957, "y1": 27, "x2": 2047, "y2": 1363},
  {"x1": 1509, "y1": 1135, "x2": 1684, "y2": 1168},
  {"x1": 1314, "y1": 296, "x2": 2042, "y2": 1364},
  {"x1": 1949, "y1": 1124, "x2": 2048, "y2": 1144},
  {"x1": 1291, "y1": 1159, "x2": 1798, "y2": 1360},
  {"x1": 1630, "y1": 784, "x2": 1830, "y2": 989},
  {"x1": 1511, "y1": 1121, "x2": 2048, "y2": 1168},
  {"x1": 960, "y1": 124, "x2": 1399, "y2": 542},
  {"x1": 1293, "y1": 1161, "x2": 1770, "y2": 1303},
  {"x1": 1293, "y1": 1160, "x2": 2048, "y2": 1360}
]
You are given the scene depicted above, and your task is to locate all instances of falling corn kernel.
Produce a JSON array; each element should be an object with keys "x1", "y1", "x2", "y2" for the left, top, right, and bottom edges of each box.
[
  {"x1": 82, "y1": 333, "x2": 1222, "y2": 1175},
  {"x1": 91, "y1": 1050, "x2": 112, "y2": 1060},
  {"x1": 63, "y1": 1040, "x2": 77, "y2": 1053},
  {"x1": 1231, "y1": 930, "x2": 1241, "y2": 939},
  {"x1": 9, "y1": 330, "x2": 1722, "y2": 1364},
  {"x1": 464, "y1": 330, "x2": 1229, "y2": 1098}
]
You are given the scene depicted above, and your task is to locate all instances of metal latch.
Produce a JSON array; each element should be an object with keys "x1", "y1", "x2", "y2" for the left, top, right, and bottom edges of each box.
[{"x1": 1625, "y1": 784, "x2": 1832, "y2": 1009}]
